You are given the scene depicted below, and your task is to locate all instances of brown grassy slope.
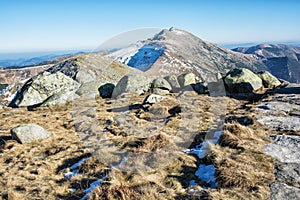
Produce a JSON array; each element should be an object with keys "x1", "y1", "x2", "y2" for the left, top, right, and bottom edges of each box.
[{"x1": 0, "y1": 93, "x2": 276, "y2": 200}]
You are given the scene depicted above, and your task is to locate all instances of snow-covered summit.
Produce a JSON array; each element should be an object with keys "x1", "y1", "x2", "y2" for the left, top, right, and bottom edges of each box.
[{"x1": 106, "y1": 27, "x2": 267, "y2": 80}]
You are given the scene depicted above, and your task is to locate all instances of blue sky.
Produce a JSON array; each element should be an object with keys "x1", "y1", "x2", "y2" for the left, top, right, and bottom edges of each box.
[{"x1": 0, "y1": 0, "x2": 299, "y2": 53}]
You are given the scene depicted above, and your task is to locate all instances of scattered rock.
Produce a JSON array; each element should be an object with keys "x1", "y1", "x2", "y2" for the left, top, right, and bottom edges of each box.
[
  {"x1": 143, "y1": 94, "x2": 166, "y2": 104},
  {"x1": 269, "y1": 182, "x2": 300, "y2": 200},
  {"x1": 151, "y1": 78, "x2": 172, "y2": 91},
  {"x1": 224, "y1": 68, "x2": 263, "y2": 93},
  {"x1": 257, "y1": 116, "x2": 300, "y2": 131},
  {"x1": 99, "y1": 83, "x2": 115, "y2": 98},
  {"x1": 11, "y1": 71, "x2": 80, "y2": 107},
  {"x1": 11, "y1": 124, "x2": 51, "y2": 144},
  {"x1": 178, "y1": 72, "x2": 196, "y2": 87},
  {"x1": 112, "y1": 74, "x2": 153, "y2": 97},
  {"x1": 257, "y1": 71, "x2": 281, "y2": 89},
  {"x1": 275, "y1": 163, "x2": 300, "y2": 187},
  {"x1": 164, "y1": 75, "x2": 180, "y2": 92},
  {"x1": 263, "y1": 135, "x2": 300, "y2": 163}
]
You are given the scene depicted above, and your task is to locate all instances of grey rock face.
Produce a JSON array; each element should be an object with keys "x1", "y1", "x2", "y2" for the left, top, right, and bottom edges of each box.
[
  {"x1": 41, "y1": 90, "x2": 79, "y2": 107},
  {"x1": 11, "y1": 71, "x2": 80, "y2": 107},
  {"x1": 151, "y1": 88, "x2": 170, "y2": 95},
  {"x1": 263, "y1": 135, "x2": 300, "y2": 163},
  {"x1": 224, "y1": 68, "x2": 263, "y2": 93},
  {"x1": 11, "y1": 124, "x2": 51, "y2": 144},
  {"x1": 112, "y1": 74, "x2": 153, "y2": 97},
  {"x1": 257, "y1": 116, "x2": 300, "y2": 131},
  {"x1": 275, "y1": 163, "x2": 300, "y2": 187},
  {"x1": 269, "y1": 182, "x2": 300, "y2": 200},
  {"x1": 76, "y1": 81, "x2": 104, "y2": 98}
]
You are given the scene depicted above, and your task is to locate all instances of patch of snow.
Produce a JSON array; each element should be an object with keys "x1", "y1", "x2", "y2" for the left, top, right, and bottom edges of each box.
[
  {"x1": 127, "y1": 44, "x2": 165, "y2": 71},
  {"x1": 81, "y1": 156, "x2": 128, "y2": 200},
  {"x1": 188, "y1": 189, "x2": 204, "y2": 194},
  {"x1": 64, "y1": 157, "x2": 89, "y2": 178},
  {"x1": 81, "y1": 175, "x2": 108, "y2": 200},
  {"x1": 107, "y1": 41, "x2": 144, "y2": 64}
]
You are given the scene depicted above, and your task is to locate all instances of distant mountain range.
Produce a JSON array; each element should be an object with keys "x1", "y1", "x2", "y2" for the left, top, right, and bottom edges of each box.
[
  {"x1": 233, "y1": 44, "x2": 300, "y2": 83},
  {"x1": 0, "y1": 52, "x2": 85, "y2": 68}
]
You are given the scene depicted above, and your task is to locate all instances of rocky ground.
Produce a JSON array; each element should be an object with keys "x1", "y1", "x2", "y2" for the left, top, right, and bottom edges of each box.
[{"x1": 0, "y1": 51, "x2": 299, "y2": 199}]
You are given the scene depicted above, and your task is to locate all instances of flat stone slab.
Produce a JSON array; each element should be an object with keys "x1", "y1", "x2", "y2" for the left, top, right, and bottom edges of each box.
[
  {"x1": 269, "y1": 182, "x2": 300, "y2": 200},
  {"x1": 263, "y1": 135, "x2": 300, "y2": 163},
  {"x1": 257, "y1": 101, "x2": 300, "y2": 115},
  {"x1": 11, "y1": 124, "x2": 51, "y2": 144},
  {"x1": 257, "y1": 116, "x2": 300, "y2": 131},
  {"x1": 275, "y1": 163, "x2": 300, "y2": 187}
]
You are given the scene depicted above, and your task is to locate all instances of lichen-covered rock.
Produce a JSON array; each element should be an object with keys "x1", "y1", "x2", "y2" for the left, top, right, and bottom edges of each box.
[
  {"x1": 11, "y1": 71, "x2": 80, "y2": 107},
  {"x1": 41, "y1": 90, "x2": 79, "y2": 107},
  {"x1": 164, "y1": 75, "x2": 180, "y2": 92},
  {"x1": 151, "y1": 78, "x2": 172, "y2": 91},
  {"x1": 257, "y1": 71, "x2": 281, "y2": 89},
  {"x1": 76, "y1": 81, "x2": 104, "y2": 98},
  {"x1": 178, "y1": 72, "x2": 196, "y2": 87},
  {"x1": 224, "y1": 68, "x2": 263, "y2": 93},
  {"x1": 11, "y1": 124, "x2": 51, "y2": 144},
  {"x1": 112, "y1": 74, "x2": 153, "y2": 97}
]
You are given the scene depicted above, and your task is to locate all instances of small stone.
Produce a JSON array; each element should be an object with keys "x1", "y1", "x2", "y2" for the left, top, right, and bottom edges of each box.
[
  {"x1": 143, "y1": 94, "x2": 166, "y2": 104},
  {"x1": 11, "y1": 124, "x2": 51, "y2": 144}
]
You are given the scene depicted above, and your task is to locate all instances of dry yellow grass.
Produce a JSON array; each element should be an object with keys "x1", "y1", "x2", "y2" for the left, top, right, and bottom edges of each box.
[{"x1": 0, "y1": 92, "x2": 277, "y2": 200}]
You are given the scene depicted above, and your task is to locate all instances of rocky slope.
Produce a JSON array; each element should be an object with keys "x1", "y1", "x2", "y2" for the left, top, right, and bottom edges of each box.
[
  {"x1": 232, "y1": 44, "x2": 300, "y2": 83},
  {"x1": 107, "y1": 28, "x2": 267, "y2": 81}
]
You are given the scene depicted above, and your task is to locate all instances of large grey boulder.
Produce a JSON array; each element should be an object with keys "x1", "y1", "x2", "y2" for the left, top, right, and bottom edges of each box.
[
  {"x1": 112, "y1": 74, "x2": 153, "y2": 97},
  {"x1": 275, "y1": 163, "x2": 300, "y2": 187},
  {"x1": 11, "y1": 124, "x2": 51, "y2": 144},
  {"x1": 224, "y1": 68, "x2": 263, "y2": 93},
  {"x1": 269, "y1": 182, "x2": 300, "y2": 200},
  {"x1": 263, "y1": 135, "x2": 300, "y2": 163},
  {"x1": 257, "y1": 71, "x2": 281, "y2": 89},
  {"x1": 11, "y1": 71, "x2": 80, "y2": 107}
]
